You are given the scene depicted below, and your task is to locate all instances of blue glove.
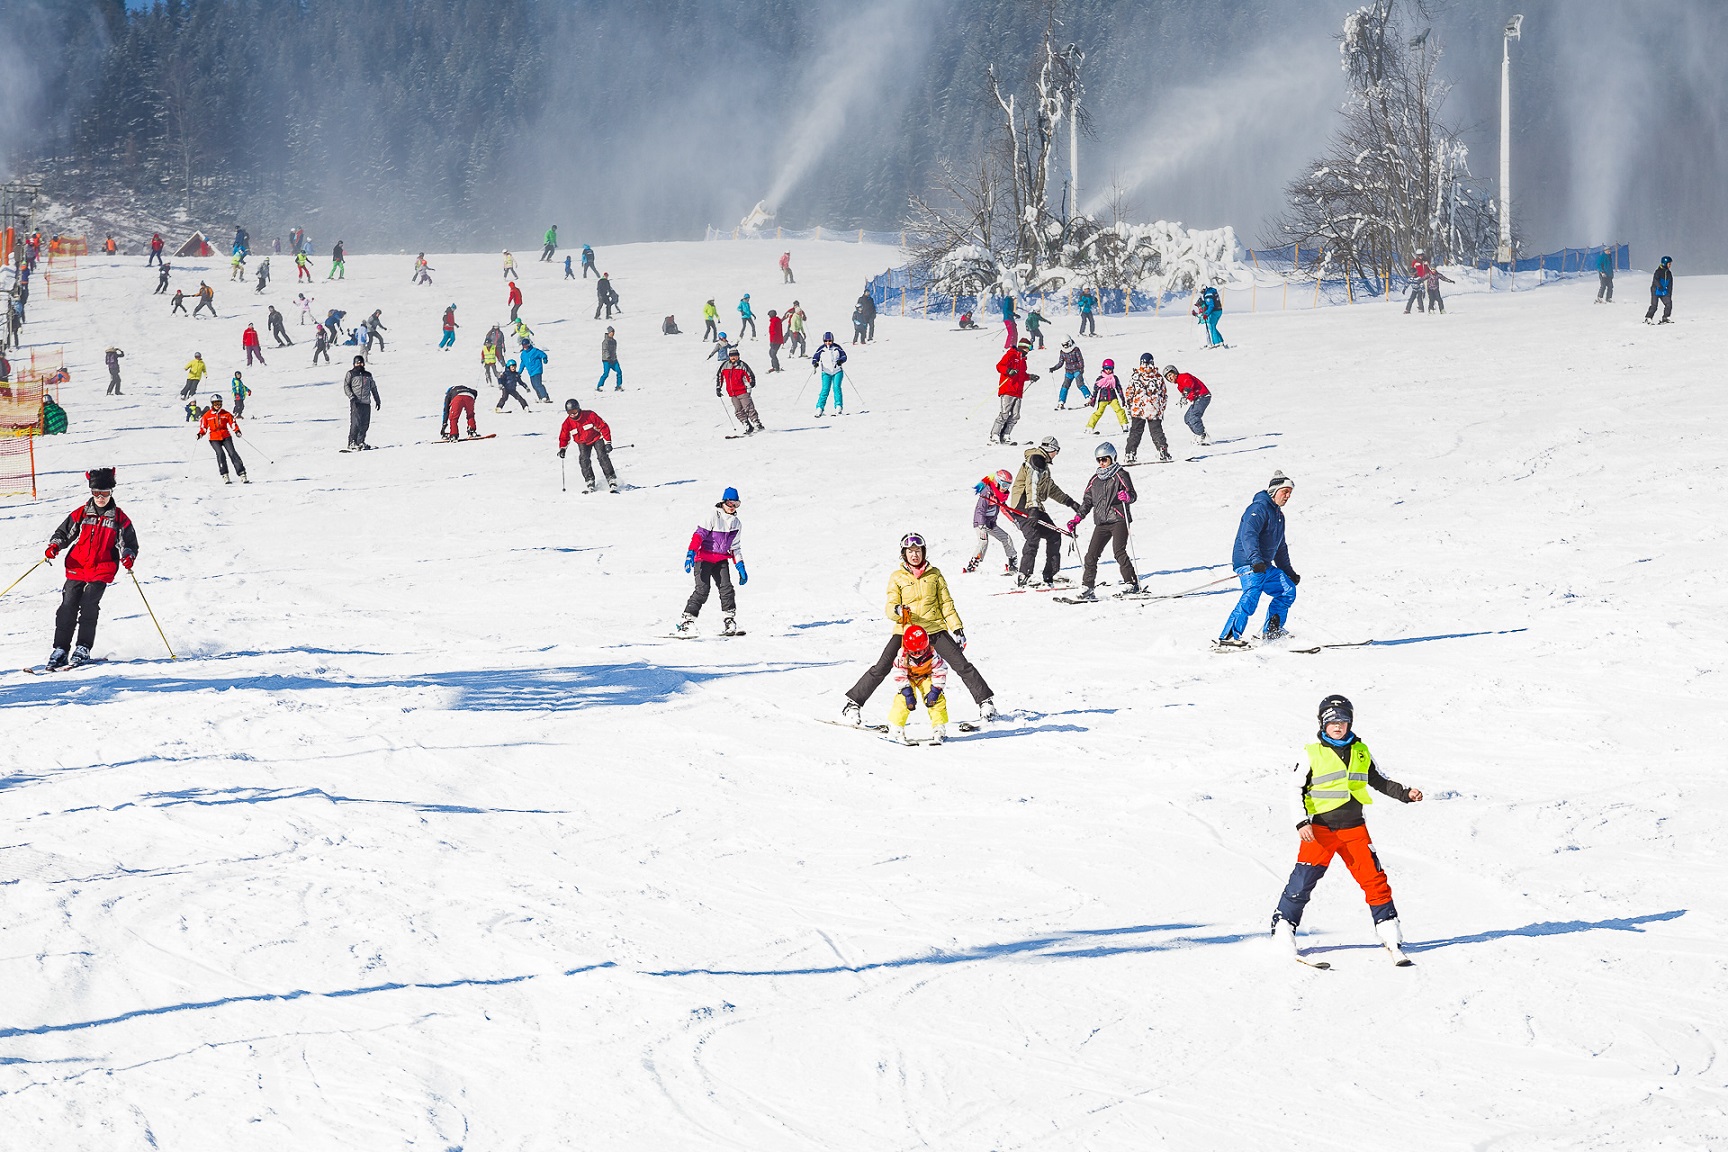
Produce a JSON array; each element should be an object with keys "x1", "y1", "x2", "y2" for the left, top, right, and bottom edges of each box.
[
  {"x1": 684, "y1": 550, "x2": 695, "y2": 573},
  {"x1": 900, "y1": 687, "x2": 917, "y2": 709},
  {"x1": 735, "y1": 561, "x2": 748, "y2": 585},
  {"x1": 924, "y1": 687, "x2": 943, "y2": 707}
]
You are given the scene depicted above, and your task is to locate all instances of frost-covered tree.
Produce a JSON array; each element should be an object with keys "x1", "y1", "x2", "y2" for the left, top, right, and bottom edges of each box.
[{"x1": 1276, "y1": 0, "x2": 1500, "y2": 280}]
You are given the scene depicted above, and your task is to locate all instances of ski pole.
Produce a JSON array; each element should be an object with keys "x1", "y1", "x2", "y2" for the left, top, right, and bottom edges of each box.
[
  {"x1": 130, "y1": 569, "x2": 177, "y2": 660},
  {"x1": 1145, "y1": 571, "x2": 1240, "y2": 600},
  {"x1": 560, "y1": 453, "x2": 566, "y2": 493},
  {"x1": 718, "y1": 395, "x2": 739, "y2": 432},
  {"x1": 235, "y1": 431, "x2": 274, "y2": 465},
  {"x1": 795, "y1": 367, "x2": 816, "y2": 404},
  {"x1": 0, "y1": 557, "x2": 44, "y2": 600},
  {"x1": 841, "y1": 371, "x2": 865, "y2": 407}
]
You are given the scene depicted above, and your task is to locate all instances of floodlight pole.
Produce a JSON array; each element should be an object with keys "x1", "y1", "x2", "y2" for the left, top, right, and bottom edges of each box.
[{"x1": 1498, "y1": 15, "x2": 1523, "y2": 263}]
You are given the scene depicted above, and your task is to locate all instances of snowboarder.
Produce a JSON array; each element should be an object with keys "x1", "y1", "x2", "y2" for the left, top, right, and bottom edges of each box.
[
  {"x1": 1165, "y1": 363, "x2": 1211, "y2": 445},
  {"x1": 677, "y1": 488, "x2": 745, "y2": 635},
  {"x1": 597, "y1": 327, "x2": 623, "y2": 391},
  {"x1": 716, "y1": 348, "x2": 763, "y2": 433},
  {"x1": 327, "y1": 240, "x2": 346, "y2": 280},
  {"x1": 812, "y1": 332, "x2": 846, "y2": 416},
  {"x1": 1076, "y1": 288, "x2": 1098, "y2": 337},
  {"x1": 343, "y1": 355, "x2": 381, "y2": 450},
  {"x1": 520, "y1": 341, "x2": 551, "y2": 401},
  {"x1": 1009, "y1": 436, "x2": 1079, "y2": 587},
  {"x1": 440, "y1": 383, "x2": 480, "y2": 441},
  {"x1": 580, "y1": 244, "x2": 596, "y2": 278},
  {"x1": 1024, "y1": 305, "x2": 1048, "y2": 349},
  {"x1": 1000, "y1": 294, "x2": 1019, "y2": 349},
  {"x1": 856, "y1": 287, "x2": 877, "y2": 341},
  {"x1": 242, "y1": 323, "x2": 266, "y2": 366},
  {"x1": 839, "y1": 533, "x2": 998, "y2": 725},
  {"x1": 542, "y1": 224, "x2": 558, "y2": 262},
  {"x1": 502, "y1": 249, "x2": 518, "y2": 280},
  {"x1": 964, "y1": 468, "x2": 1018, "y2": 575},
  {"x1": 154, "y1": 262, "x2": 171, "y2": 295},
  {"x1": 989, "y1": 338, "x2": 1036, "y2": 445},
  {"x1": 886, "y1": 626, "x2": 950, "y2": 744},
  {"x1": 1424, "y1": 266, "x2": 1453, "y2": 314},
  {"x1": 40, "y1": 467, "x2": 138, "y2": 670},
  {"x1": 737, "y1": 293, "x2": 756, "y2": 339},
  {"x1": 196, "y1": 394, "x2": 248, "y2": 483},
  {"x1": 508, "y1": 280, "x2": 523, "y2": 322},
  {"x1": 496, "y1": 359, "x2": 532, "y2": 411},
  {"x1": 267, "y1": 305, "x2": 292, "y2": 346},
  {"x1": 1051, "y1": 339, "x2": 1087, "y2": 408},
  {"x1": 1064, "y1": 441, "x2": 1137, "y2": 600},
  {"x1": 702, "y1": 299, "x2": 719, "y2": 341},
  {"x1": 1123, "y1": 353, "x2": 1171, "y2": 464},
  {"x1": 104, "y1": 347, "x2": 124, "y2": 396},
  {"x1": 557, "y1": 397, "x2": 618, "y2": 493},
  {"x1": 180, "y1": 352, "x2": 208, "y2": 399},
  {"x1": 1087, "y1": 359, "x2": 1128, "y2": 433},
  {"x1": 312, "y1": 323, "x2": 331, "y2": 365},
  {"x1": 439, "y1": 303, "x2": 459, "y2": 350},
  {"x1": 595, "y1": 273, "x2": 618, "y2": 319},
  {"x1": 779, "y1": 251, "x2": 794, "y2": 283},
  {"x1": 766, "y1": 310, "x2": 785, "y2": 371},
  {"x1": 1216, "y1": 473, "x2": 1300, "y2": 648},
  {"x1": 1271, "y1": 694, "x2": 1424, "y2": 967},
  {"x1": 1645, "y1": 256, "x2": 1674, "y2": 324},
  {"x1": 230, "y1": 370, "x2": 251, "y2": 418},
  {"x1": 1595, "y1": 247, "x2": 1615, "y2": 303}
]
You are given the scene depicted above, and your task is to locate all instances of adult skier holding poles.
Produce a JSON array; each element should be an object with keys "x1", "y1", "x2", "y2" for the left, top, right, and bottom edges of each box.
[
  {"x1": 1271, "y1": 694, "x2": 1425, "y2": 968},
  {"x1": 989, "y1": 338, "x2": 1036, "y2": 445},
  {"x1": 557, "y1": 397, "x2": 619, "y2": 493},
  {"x1": 38, "y1": 467, "x2": 140, "y2": 670},
  {"x1": 195, "y1": 394, "x2": 248, "y2": 484},
  {"x1": 716, "y1": 348, "x2": 764, "y2": 435},
  {"x1": 1063, "y1": 441, "x2": 1138, "y2": 600},
  {"x1": 1216, "y1": 473, "x2": 1300, "y2": 649}
]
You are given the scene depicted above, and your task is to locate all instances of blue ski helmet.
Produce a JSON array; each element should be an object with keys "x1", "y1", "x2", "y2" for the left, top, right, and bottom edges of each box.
[
  {"x1": 721, "y1": 487, "x2": 740, "y2": 503},
  {"x1": 506, "y1": 359, "x2": 517, "y2": 369},
  {"x1": 1661, "y1": 255, "x2": 1672, "y2": 265}
]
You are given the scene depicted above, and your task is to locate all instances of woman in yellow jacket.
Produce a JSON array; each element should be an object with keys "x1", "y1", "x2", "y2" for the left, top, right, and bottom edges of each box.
[
  {"x1": 840, "y1": 532, "x2": 999, "y2": 725},
  {"x1": 179, "y1": 352, "x2": 207, "y2": 399}
]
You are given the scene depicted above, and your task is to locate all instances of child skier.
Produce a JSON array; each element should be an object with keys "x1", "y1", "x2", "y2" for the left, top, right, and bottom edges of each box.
[
  {"x1": 678, "y1": 488, "x2": 745, "y2": 635},
  {"x1": 40, "y1": 468, "x2": 139, "y2": 669},
  {"x1": 1424, "y1": 266, "x2": 1454, "y2": 314},
  {"x1": 230, "y1": 371, "x2": 251, "y2": 418},
  {"x1": 196, "y1": 394, "x2": 248, "y2": 484},
  {"x1": 440, "y1": 383, "x2": 480, "y2": 441},
  {"x1": 495, "y1": 359, "x2": 532, "y2": 411},
  {"x1": 840, "y1": 533, "x2": 999, "y2": 725},
  {"x1": 888, "y1": 626, "x2": 950, "y2": 744},
  {"x1": 557, "y1": 397, "x2": 618, "y2": 493},
  {"x1": 964, "y1": 468, "x2": 1017, "y2": 575},
  {"x1": 1165, "y1": 363, "x2": 1211, "y2": 445},
  {"x1": 1050, "y1": 339, "x2": 1087, "y2": 408},
  {"x1": 1086, "y1": 358, "x2": 1128, "y2": 433},
  {"x1": 1272, "y1": 694, "x2": 1425, "y2": 967},
  {"x1": 1124, "y1": 353, "x2": 1172, "y2": 464},
  {"x1": 1024, "y1": 305, "x2": 1047, "y2": 349}
]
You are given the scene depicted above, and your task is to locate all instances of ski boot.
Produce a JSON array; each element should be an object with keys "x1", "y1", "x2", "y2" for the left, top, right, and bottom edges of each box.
[
  {"x1": 608, "y1": 480, "x2": 620, "y2": 494},
  {"x1": 45, "y1": 647, "x2": 68, "y2": 671},
  {"x1": 240, "y1": 474, "x2": 251, "y2": 484},
  {"x1": 963, "y1": 556, "x2": 980, "y2": 574},
  {"x1": 1002, "y1": 563, "x2": 1016, "y2": 576},
  {"x1": 673, "y1": 615, "x2": 696, "y2": 636},
  {"x1": 1124, "y1": 454, "x2": 1136, "y2": 465},
  {"x1": 722, "y1": 615, "x2": 739, "y2": 636},
  {"x1": 1376, "y1": 918, "x2": 1414, "y2": 966},
  {"x1": 1261, "y1": 615, "x2": 1287, "y2": 642},
  {"x1": 68, "y1": 645, "x2": 91, "y2": 668},
  {"x1": 978, "y1": 698, "x2": 1000, "y2": 722},
  {"x1": 1073, "y1": 586, "x2": 1097, "y2": 602},
  {"x1": 752, "y1": 422, "x2": 766, "y2": 432},
  {"x1": 1213, "y1": 636, "x2": 1252, "y2": 651},
  {"x1": 893, "y1": 726, "x2": 914, "y2": 746},
  {"x1": 1015, "y1": 573, "x2": 1029, "y2": 588},
  {"x1": 1158, "y1": 452, "x2": 1174, "y2": 463},
  {"x1": 930, "y1": 724, "x2": 947, "y2": 746},
  {"x1": 840, "y1": 700, "x2": 862, "y2": 727},
  {"x1": 222, "y1": 475, "x2": 232, "y2": 485},
  {"x1": 440, "y1": 433, "x2": 456, "y2": 442},
  {"x1": 466, "y1": 430, "x2": 481, "y2": 439},
  {"x1": 582, "y1": 481, "x2": 597, "y2": 494}
]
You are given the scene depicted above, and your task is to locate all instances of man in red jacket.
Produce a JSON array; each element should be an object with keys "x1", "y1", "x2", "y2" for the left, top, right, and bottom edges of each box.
[
  {"x1": 507, "y1": 280, "x2": 523, "y2": 322},
  {"x1": 557, "y1": 397, "x2": 618, "y2": 493},
  {"x1": 42, "y1": 467, "x2": 139, "y2": 669},
  {"x1": 716, "y1": 348, "x2": 764, "y2": 435},
  {"x1": 242, "y1": 322, "x2": 266, "y2": 366},
  {"x1": 989, "y1": 337, "x2": 1037, "y2": 445},
  {"x1": 766, "y1": 309, "x2": 785, "y2": 372},
  {"x1": 148, "y1": 233, "x2": 164, "y2": 266}
]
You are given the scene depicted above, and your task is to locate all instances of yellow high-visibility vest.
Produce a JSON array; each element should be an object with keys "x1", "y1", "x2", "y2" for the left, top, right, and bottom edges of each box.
[{"x1": 1302, "y1": 741, "x2": 1373, "y2": 817}]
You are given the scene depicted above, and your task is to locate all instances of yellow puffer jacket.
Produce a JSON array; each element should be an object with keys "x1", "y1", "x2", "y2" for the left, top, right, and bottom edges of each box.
[
  {"x1": 185, "y1": 359, "x2": 207, "y2": 380},
  {"x1": 885, "y1": 563, "x2": 963, "y2": 636}
]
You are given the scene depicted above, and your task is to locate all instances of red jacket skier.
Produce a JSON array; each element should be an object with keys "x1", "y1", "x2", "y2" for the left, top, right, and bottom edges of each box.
[
  {"x1": 242, "y1": 323, "x2": 265, "y2": 366},
  {"x1": 556, "y1": 398, "x2": 618, "y2": 493},
  {"x1": 41, "y1": 467, "x2": 139, "y2": 669},
  {"x1": 996, "y1": 345, "x2": 1031, "y2": 398},
  {"x1": 507, "y1": 281, "x2": 523, "y2": 321}
]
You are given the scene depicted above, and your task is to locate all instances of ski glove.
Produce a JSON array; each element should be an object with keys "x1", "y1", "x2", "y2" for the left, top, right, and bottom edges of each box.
[
  {"x1": 684, "y1": 550, "x2": 695, "y2": 573},
  {"x1": 955, "y1": 629, "x2": 967, "y2": 650},
  {"x1": 121, "y1": 555, "x2": 134, "y2": 571},
  {"x1": 900, "y1": 687, "x2": 917, "y2": 709},
  {"x1": 602, "y1": 441, "x2": 611, "y2": 450},
  {"x1": 1066, "y1": 515, "x2": 1083, "y2": 533},
  {"x1": 1288, "y1": 572, "x2": 1301, "y2": 585},
  {"x1": 1251, "y1": 561, "x2": 1269, "y2": 574},
  {"x1": 1117, "y1": 489, "x2": 1132, "y2": 502},
  {"x1": 924, "y1": 687, "x2": 943, "y2": 707},
  {"x1": 735, "y1": 562, "x2": 747, "y2": 585},
  {"x1": 557, "y1": 447, "x2": 566, "y2": 458},
  {"x1": 44, "y1": 544, "x2": 58, "y2": 560}
]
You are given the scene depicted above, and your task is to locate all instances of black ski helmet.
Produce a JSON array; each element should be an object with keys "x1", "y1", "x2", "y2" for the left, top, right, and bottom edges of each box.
[
  {"x1": 1317, "y1": 694, "x2": 1354, "y2": 727},
  {"x1": 565, "y1": 398, "x2": 581, "y2": 413},
  {"x1": 1139, "y1": 352, "x2": 1154, "y2": 365}
]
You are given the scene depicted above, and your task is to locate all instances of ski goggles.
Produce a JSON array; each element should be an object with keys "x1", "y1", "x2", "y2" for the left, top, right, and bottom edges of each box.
[{"x1": 900, "y1": 533, "x2": 927, "y2": 550}]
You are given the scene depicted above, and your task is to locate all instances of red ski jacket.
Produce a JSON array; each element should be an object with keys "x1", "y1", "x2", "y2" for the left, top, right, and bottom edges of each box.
[
  {"x1": 716, "y1": 362, "x2": 756, "y2": 397},
  {"x1": 49, "y1": 499, "x2": 138, "y2": 584},
  {"x1": 242, "y1": 326, "x2": 260, "y2": 348},
  {"x1": 507, "y1": 283, "x2": 522, "y2": 307},
  {"x1": 1172, "y1": 372, "x2": 1210, "y2": 402},
  {"x1": 198, "y1": 409, "x2": 240, "y2": 441},
  {"x1": 558, "y1": 410, "x2": 611, "y2": 447},
  {"x1": 768, "y1": 315, "x2": 784, "y2": 344},
  {"x1": 997, "y1": 349, "x2": 1029, "y2": 397}
]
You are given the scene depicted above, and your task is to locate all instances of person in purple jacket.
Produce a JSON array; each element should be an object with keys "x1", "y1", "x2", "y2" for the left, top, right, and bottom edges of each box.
[
  {"x1": 964, "y1": 468, "x2": 1017, "y2": 574},
  {"x1": 677, "y1": 487, "x2": 746, "y2": 636}
]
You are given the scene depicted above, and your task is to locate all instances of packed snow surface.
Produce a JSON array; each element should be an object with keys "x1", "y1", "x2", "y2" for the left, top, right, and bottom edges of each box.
[{"x1": 1, "y1": 240, "x2": 1724, "y2": 1149}]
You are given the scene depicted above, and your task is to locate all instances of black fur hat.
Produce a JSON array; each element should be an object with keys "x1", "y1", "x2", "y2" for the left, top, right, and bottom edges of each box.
[{"x1": 86, "y1": 467, "x2": 117, "y2": 490}]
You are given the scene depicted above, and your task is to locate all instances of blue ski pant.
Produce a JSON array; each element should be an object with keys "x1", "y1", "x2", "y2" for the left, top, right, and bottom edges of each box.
[
  {"x1": 1220, "y1": 564, "x2": 1296, "y2": 640},
  {"x1": 438, "y1": 329, "x2": 455, "y2": 349},
  {"x1": 817, "y1": 371, "x2": 844, "y2": 411},
  {"x1": 597, "y1": 360, "x2": 623, "y2": 389},
  {"x1": 1057, "y1": 371, "x2": 1090, "y2": 404},
  {"x1": 529, "y1": 372, "x2": 548, "y2": 401},
  {"x1": 1203, "y1": 311, "x2": 1223, "y2": 345},
  {"x1": 1184, "y1": 393, "x2": 1210, "y2": 438}
]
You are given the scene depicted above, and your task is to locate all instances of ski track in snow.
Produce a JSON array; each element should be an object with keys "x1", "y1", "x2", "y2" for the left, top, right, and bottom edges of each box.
[{"x1": 0, "y1": 243, "x2": 1724, "y2": 1148}]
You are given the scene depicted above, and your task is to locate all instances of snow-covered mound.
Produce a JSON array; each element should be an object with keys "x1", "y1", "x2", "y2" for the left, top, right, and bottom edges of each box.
[{"x1": 0, "y1": 238, "x2": 1724, "y2": 1149}]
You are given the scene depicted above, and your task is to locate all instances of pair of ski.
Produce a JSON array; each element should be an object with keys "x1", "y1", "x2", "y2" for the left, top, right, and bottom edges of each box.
[
  {"x1": 1291, "y1": 941, "x2": 1414, "y2": 970},
  {"x1": 22, "y1": 658, "x2": 109, "y2": 676},
  {"x1": 1216, "y1": 637, "x2": 1391, "y2": 655},
  {"x1": 820, "y1": 719, "x2": 981, "y2": 746},
  {"x1": 432, "y1": 433, "x2": 498, "y2": 443}
]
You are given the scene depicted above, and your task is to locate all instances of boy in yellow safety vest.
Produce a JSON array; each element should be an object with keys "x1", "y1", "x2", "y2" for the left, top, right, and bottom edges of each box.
[{"x1": 1271, "y1": 694, "x2": 1424, "y2": 967}]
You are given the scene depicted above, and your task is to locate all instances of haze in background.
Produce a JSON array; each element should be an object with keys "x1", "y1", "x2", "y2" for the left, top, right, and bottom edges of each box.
[{"x1": 3, "y1": 0, "x2": 1723, "y2": 268}]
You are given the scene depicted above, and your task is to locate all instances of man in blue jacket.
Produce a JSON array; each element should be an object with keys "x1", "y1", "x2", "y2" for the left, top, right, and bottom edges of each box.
[
  {"x1": 1645, "y1": 256, "x2": 1673, "y2": 324},
  {"x1": 1595, "y1": 247, "x2": 1614, "y2": 303},
  {"x1": 1217, "y1": 472, "x2": 1301, "y2": 649},
  {"x1": 519, "y1": 341, "x2": 551, "y2": 402}
]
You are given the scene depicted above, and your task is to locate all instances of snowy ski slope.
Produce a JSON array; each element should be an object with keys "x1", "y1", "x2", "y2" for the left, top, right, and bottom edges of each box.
[{"x1": 1, "y1": 240, "x2": 1724, "y2": 1149}]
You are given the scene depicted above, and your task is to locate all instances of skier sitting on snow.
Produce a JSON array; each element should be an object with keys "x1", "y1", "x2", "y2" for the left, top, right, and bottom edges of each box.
[
  {"x1": 839, "y1": 533, "x2": 998, "y2": 726},
  {"x1": 440, "y1": 383, "x2": 480, "y2": 441},
  {"x1": 964, "y1": 468, "x2": 1018, "y2": 575},
  {"x1": 677, "y1": 487, "x2": 745, "y2": 636},
  {"x1": 1216, "y1": 472, "x2": 1300, "y2": 647},
  {"x1": 957, "y1": 311, "x2": 978, "y2": 330},
  {"x1": 662, "y1": 315, "x2": 681, "y2": 335},
  {"x1": 887, "y1": 626, "x2": 951, "y2": 745},
  {"x1": 557, "y1": 397, "x2": 618, "y2": 493},
  {"x1": 1271, "y1": 694, "x2": 1424, "y2": 967},
  {"x1": 40, "y1": 467, "x2": 139, "y2": 671}
]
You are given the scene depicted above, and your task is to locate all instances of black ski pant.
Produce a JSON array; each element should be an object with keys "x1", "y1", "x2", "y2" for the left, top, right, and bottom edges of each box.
[
  {"x1": 788, "y1": 333, "x2": 806, "y2": 357},
  {"x1": 583, "y1": 260, "x2": 596, "y2": 278},
  {"x1": 271, "y1": 323, "x2": 292, "y2": 346},
  {"x1": 1078, "y1": 312, "x2": 1095, "y2": 336},
  {"x1": 193, "y1": 298, "x2": 215, "y2": 317},
  {"x1": 846, "y1": 629, "x2": 992, "y2": 708},
  {"x1": 313, "y1": 343, "x2": 329, "y2": 364},
  {"x1": 1597, "y1": 273, "x2": 1613, "y2": 302},
  {"x1": 541, "y1": 243, "x2": 556, "y2": 261},
  {"x1": 54, "y1": 579, "x2": 107, "y2": 652},
  {"x1": 1403, "y1": 285, "x2": 1425, "y2": 313},
  {"x1": 497, "y1": 379, "x2": 530, "y2": 410},
  {"x1": 1082, "y1": 519, "x2": 1136, "y2": 588},
  {"x1": 595, "y1": 301, "x2": 614, "y2": 320},
  {"x1": 154, "y1": 278, "x2": 168, "y2": 295},
  {"x1": 768, "y1": 341, "x2": 782, "y2": 371},
  {"x1": 1018, "y1": 510, "x2": 1065, "y2": 583},
  {"x1": 348, "y1": 399, "x2": 373, "y2": 447},
  {"x1": 209, "y1": 436, "x2": 246, "y2": 477},
  {"x1": 1646, "y1": 292, "x2": 1671, "y2": 322},
  {"x1": 107, "y1": 370, "x2": 122, "y2": 396},
  {"x1": 577, "y1": 441, "x2": 615, "y2": 486},
  {"x1": 233, "y1": 392, "x2": 245, "y2": 418},
  {"x1": 1426, "y1": 287, "x2": 1445, "y2": 313},
  {"x1": 180, "y1": 377, "x2": 201, "y2": 399},
  {"x1": 684, "y1": 560, "x2": 735, "y2": 617},
  {"x1": 1126, "y1": 416, "x2": 1167, "y2": 459},
  {"x1": 864, "y1": 315, "x2": 876, "y2": 340}
]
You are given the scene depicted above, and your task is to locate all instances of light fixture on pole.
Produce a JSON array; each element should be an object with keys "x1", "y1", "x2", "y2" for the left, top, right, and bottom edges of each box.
[{"x1": 1498, "y1": 14, "x2": 1523, "y2": 263}]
